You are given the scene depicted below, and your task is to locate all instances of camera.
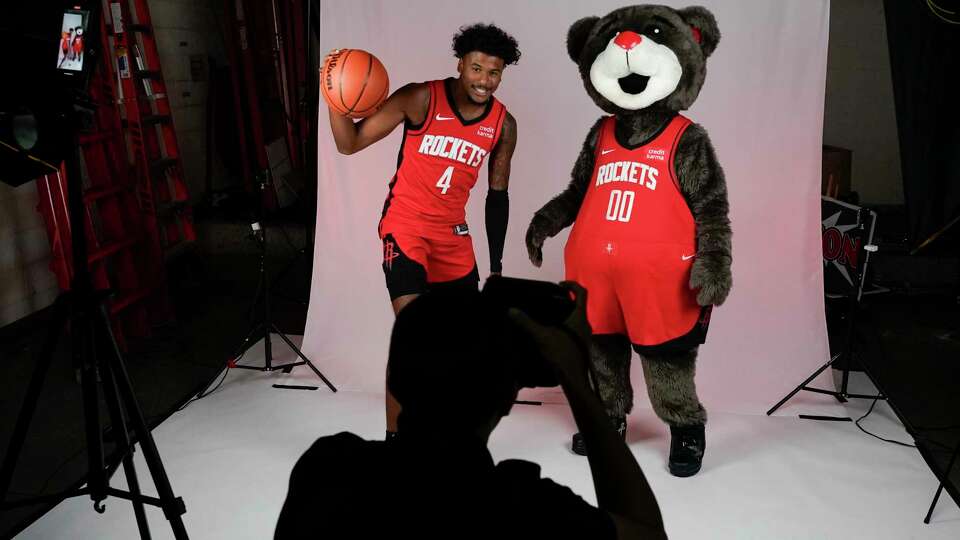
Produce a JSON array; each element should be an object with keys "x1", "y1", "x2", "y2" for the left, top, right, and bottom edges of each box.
[
  {"x1": 1, "y1": 2, "x2": 102, "y2": 186},
  {"x1": 481, "y1": 276, "x2": 576, "y2": 389}
]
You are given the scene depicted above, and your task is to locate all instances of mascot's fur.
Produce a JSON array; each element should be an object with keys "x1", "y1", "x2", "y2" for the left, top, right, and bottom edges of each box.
[{"x1": 526, "y1": 5, "x2": 731, "y2": 476}]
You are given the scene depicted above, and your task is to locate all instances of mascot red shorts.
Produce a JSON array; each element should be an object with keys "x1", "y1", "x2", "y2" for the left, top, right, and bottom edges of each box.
[{"x1": 565, "y1": 238, "x2": 709, "y2": 351}]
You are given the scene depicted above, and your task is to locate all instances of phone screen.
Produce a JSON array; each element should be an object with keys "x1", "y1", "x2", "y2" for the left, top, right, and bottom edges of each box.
[{"x1": 57, "y1": 9, "x2": 89, "y2": 73}]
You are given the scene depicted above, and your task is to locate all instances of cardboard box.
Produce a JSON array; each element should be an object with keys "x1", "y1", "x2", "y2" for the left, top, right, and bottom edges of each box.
[{"x1": 822, "y1": 145, "x2": 852, "y2": 198}]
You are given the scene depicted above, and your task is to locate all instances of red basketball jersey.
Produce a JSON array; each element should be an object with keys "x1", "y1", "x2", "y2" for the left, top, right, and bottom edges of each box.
[
  {"x1": 568, "y1": 115, "x2": 694, "y2": 246},
  {"x1": 565, "y1": 114, "x2": 701, "y2": 345},
  {"x1": 379, "y1": 79, "x2": 507, "y2": 239}
]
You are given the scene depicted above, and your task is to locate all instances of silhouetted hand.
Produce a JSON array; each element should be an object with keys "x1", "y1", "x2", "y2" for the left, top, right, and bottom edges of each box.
[{"x1": 509, "y1": 281, "x2": 592, "y2": 388}]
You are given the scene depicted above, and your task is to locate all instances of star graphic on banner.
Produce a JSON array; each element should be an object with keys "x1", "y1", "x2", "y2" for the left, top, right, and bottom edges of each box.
[{"x1": 822, "y1": 211, "x2": 857, "y2": 285}]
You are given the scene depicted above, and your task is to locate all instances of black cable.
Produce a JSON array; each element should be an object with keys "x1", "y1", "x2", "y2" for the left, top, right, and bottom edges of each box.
[
  {"x1": 855, "y1": 395, "x2": 917, "y2": 448},
  {"x1": 176, "y1": 357, "x2": 233, "y2": 413}
]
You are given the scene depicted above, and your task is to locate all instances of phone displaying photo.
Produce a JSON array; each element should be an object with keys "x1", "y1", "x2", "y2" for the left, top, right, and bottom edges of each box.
[{"x1": 56, "y1": 9, "x2": 89, "y2": 73}]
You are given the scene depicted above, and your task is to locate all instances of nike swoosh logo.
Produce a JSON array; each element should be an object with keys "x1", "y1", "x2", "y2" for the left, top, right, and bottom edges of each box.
[
  {"x1": 435, "y1": 114, "x2": 455, "y2": 121},
  {"x1": 601, "y1": 149, "x2": 614, "y2": 155},
  {"x1": 681, "y1": 254, "x2": 695, "y2": 261}
]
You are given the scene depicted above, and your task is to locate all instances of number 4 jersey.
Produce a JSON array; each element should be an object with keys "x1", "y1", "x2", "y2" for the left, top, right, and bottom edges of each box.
[
  {"x1": 379, "y1": 78, "x2": 507, "y2": 240},
  {"x1": 565, "y1": 114, "x2": 705, "y2": 347}
]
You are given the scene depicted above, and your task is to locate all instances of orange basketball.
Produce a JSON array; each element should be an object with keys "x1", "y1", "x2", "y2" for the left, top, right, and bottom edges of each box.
[{"x1": 321, "y1": 49, "x2": 390, "y2": 119}]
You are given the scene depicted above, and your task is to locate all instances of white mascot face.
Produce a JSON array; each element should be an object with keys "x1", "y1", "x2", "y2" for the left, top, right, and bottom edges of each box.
[{"x1": 589, "y1": 30, "x2": 682, "y2": 110}]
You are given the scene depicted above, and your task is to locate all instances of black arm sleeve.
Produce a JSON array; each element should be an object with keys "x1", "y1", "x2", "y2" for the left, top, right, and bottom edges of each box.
[{"x1": 485, "y1": 188, "x2": 509, "y2": 273}]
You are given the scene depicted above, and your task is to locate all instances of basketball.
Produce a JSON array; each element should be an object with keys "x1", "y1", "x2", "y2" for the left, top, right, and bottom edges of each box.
[{"x1": 321, "y1": 49, "x2": 390, "y2": 119}]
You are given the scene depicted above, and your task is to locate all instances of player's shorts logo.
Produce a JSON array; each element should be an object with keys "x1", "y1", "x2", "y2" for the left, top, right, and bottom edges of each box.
[
  {"x1": 698, "y1": 306, "x2": 713, "y2": 329},
  {"x1": 383, "y1": 240, "x2": 400, "y2": 270}
]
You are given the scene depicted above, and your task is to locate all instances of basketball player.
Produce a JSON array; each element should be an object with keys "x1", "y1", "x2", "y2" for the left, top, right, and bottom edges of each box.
[
  {"x1": 325, "y1": 24, "x2": 520, "y2": 439},
  {"x1": 59, "y1": 30, "x2": 71, "y2": 68}
]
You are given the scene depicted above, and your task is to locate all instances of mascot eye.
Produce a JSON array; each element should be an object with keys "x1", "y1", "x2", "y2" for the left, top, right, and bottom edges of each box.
[{"x1": 645, "y1": 24, "x2": 664, "y2": 41}]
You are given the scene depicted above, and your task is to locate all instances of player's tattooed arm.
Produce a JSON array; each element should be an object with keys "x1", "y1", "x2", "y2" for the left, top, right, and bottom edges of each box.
[
  {"x1": 488, "y1": 112, "x2": 517, "y2": 191},
  {"x1": 485, "y1": 112, "x2": 517, "y2": 274}
]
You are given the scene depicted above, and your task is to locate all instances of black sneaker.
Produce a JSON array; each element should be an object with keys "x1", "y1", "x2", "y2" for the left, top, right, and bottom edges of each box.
[
  {"x1": 571, "y1": 416, "x2": 626, "y2": 456},
  {"x1": 668, "y1": 424, "x2": 705, "y2": 477},
  {"x1": 571, "y1": 432, "x2": 588, "y2": 456},
  {"x1": 385, "y1": 430, "x2": 400, "y2": 443}
]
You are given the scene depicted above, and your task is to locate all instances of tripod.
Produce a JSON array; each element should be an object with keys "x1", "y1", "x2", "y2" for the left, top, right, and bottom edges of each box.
[
  {"x1": 767, "y1": 207, "x2": 884, "y2": 417},
  {"x1": 228, "y1": 173, "x2": 335, "y2": 392},
  {"x1": 924, "y1": 439, "x2": 960, "y2": 523},
  {"x1": 0, "y1": 101, "x2": 188, "y2": 539}
]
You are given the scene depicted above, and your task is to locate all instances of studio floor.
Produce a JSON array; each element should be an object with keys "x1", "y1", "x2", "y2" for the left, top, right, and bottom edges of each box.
[{"x1": 14, "y1": 337, "x2": 960, "y2": 540}]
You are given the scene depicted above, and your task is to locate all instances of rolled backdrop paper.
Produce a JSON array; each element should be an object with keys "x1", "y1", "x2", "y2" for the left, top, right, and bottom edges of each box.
[{"x1": 303, "y1": 0, "x2": 831, "y2": 416}]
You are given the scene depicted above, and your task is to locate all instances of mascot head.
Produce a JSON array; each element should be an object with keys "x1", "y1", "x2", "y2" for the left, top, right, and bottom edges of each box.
[{"x1": 567, "y1": 5, "x2": 720, "y2": 115}]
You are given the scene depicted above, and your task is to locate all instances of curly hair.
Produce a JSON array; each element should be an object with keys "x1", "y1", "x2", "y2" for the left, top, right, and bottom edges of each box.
[{"x1": 451, "y1": 23, "x2": 521, "y2": 65}]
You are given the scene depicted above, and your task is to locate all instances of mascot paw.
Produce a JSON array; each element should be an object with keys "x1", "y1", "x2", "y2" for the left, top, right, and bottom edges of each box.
[
  {"x1": 690, "y1": 256, "x2": 731, "y2": 306},
  {"x1": 525, "y1": 215, "x2": 551, "y2": 268}
]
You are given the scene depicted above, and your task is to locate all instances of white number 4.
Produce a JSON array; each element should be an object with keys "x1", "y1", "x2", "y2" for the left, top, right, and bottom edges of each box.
[{"x1": 436, "y1": 166, "x2": 454, "y2": 194}]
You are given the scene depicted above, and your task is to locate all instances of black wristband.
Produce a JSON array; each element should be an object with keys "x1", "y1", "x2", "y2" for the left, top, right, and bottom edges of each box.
[{"x1": 485, "y1": 189, "x2": 509, "y2": 273}]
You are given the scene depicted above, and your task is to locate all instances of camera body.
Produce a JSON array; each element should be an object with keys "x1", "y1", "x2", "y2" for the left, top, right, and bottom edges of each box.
[
  {"x1": 1, "y1": 2, "x2": 102, "y2": 186},
  {"x1": 481, "y1": 276, "x2": 576, "y2": 389}
]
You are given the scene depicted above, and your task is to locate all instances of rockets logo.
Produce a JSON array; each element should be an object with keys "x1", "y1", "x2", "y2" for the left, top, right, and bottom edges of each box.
[
  {"x1": 383, "y1": 240, "x2": 400, "y2": 270},
  {"x1": 698, "y1": 307, "x2": 713, "y2": 329},
  {"x1": 822, "y1": 211, "x2": 859, "y2": 286}
]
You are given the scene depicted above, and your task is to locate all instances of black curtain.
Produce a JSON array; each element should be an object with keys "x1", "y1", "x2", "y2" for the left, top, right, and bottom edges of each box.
[{"x1": 884, "y1": 0, "x2": 960, "y2": 249}]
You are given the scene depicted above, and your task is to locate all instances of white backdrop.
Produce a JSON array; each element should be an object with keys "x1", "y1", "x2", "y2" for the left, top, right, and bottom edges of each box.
[{"x1": 302, "y1": 0, "x2": 831, "y2": 416}]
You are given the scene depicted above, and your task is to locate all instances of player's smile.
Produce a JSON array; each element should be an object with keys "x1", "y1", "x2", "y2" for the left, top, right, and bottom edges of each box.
[{"x1": 458, "y1": 51, "x2": 504, "y2": 105}]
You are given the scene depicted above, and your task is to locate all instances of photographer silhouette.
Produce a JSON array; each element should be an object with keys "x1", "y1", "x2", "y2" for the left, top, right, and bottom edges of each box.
[{"x1": 275, "y1": 282, "x2": 666, "y2": 539}]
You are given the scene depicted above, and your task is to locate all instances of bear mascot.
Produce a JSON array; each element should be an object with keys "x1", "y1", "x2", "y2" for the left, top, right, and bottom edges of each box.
[{"x1": 526, "y1": 4, "x2": 732, "y2": 477}]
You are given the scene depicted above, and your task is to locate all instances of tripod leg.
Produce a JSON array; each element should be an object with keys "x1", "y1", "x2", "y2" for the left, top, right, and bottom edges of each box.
[
  {"x1": 95, "y1": 305, "x2": 190, "y2": 540},
  {"x1": 766, "y1": 355, "x2": 836, "y2": 416},
  {"x1": 924, "y1": 483, "x2": 945, "y2": 524},
  {"x1": 264, "y1": 326, "x2": 274, "y2": 370},
  {"x1": 837, "y1": 362, "x2": 851, "y2": 404},
  {"x1": 79, "y1": 313, "x2": 108, "y2": 507},
  {"x1": 232, "y1": 322, "x2": 266, "y2": 365},
  {"x1": 270, "y1": 324, "x2": 336, "y2": 392},
  {"x1": 0, "y1": 296, "x2": 69, "y2": 502},
  {"x1": 245, "y1": 260, "x2": 266, "y2": 322},
  {"x1": 97, "y1": 329, "x2": 152, "y2": 539},
  {"x1": 924, "y1": 441, "x2": 960, "y2": 524},
  {"x1": 122, "y1": 452, "x2": 152, "y2": 538}
]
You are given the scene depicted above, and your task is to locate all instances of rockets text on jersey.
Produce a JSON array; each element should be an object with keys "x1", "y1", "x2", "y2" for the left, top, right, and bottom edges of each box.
[
  {"x1": 379, "y1": 78, "x2": 507, "y2": 240},
  {"x1": 571, "y1": 114, "x2": 693, "y2": 241}
]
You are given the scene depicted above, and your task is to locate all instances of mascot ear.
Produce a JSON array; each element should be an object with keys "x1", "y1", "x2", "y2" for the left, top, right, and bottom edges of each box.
[
  {"x1": 678, "y1": 6, "x2": 720, "y2": 58},
  {"x1": 567, "y1": 16, "x2": 599, "y2": 62}
]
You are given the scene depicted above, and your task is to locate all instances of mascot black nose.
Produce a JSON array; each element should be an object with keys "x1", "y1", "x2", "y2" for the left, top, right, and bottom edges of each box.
[{"x1": 614, "y1": 31, "x2": 642, "y2": 50}]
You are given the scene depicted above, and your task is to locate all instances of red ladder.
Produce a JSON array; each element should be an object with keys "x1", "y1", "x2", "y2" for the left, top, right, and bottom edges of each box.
[
  {"x1": 35, "y1": 42, "x2": 162, "y2": 346},
  {"x1": 108, "y1": 0, "x2": 196, "y2": 254}
]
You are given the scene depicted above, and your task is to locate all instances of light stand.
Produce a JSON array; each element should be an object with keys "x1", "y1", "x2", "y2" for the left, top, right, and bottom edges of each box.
[
  {"x1": 227, "y1": 173, "x2": 335, "y2": 393},
  {"x1": 0, "y1": 92, "x2": 189, "y2": 539},
  {"x1": 767, "y1": 207, "x2": 885, "y2": 417}
]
